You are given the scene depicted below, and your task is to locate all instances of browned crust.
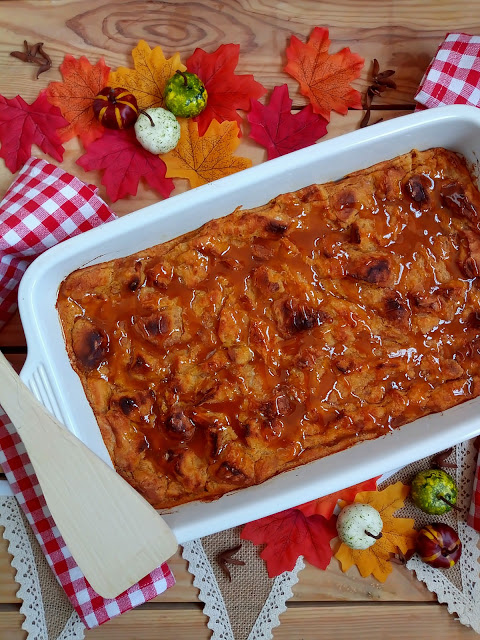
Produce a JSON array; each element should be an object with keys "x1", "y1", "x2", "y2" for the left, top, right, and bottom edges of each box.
[{"x1": 57, "y1": 148, "x2": 480, "y2": 508}]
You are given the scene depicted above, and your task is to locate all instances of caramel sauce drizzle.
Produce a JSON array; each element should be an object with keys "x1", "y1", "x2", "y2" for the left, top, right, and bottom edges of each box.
[{"x1": 58, "y1": 160, "x2": 480, "y2": 485}]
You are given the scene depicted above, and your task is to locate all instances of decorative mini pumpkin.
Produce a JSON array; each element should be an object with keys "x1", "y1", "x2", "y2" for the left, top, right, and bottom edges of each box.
[
  {"x1": 93, "y1": 87, "x2": 138, "y2": 130},
  {"x1": 336, "y1": 503, "x2": 383, "y2": 550},
  {"x1": 134, "y1": 108, "x2": 181, "y2": 154},
  {"x1": 411, "y1": 468, "x2": 458, "y2": 515},
  {"x1": 415, "y1": 523, "x2": 462, "y2": 569},
  {"x1": 164, "y1": 70, "x2": 207, "y2": 118}
]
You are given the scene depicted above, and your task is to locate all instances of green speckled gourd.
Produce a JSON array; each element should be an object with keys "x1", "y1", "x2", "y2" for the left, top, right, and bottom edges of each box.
[
  {"x1": 411, "y1": 468, "x2": 457, "y2": 515},
  {"x1": 164, "y1": 71, "x2": 207, "y2": 118}
]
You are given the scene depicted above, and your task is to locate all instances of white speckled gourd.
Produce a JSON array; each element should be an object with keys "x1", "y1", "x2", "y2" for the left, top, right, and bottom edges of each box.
[
  {"x1": 135, "y1": 107, "x2": 181, "y2": 154},
  {"x1": 336, "y1": 503, "x2": 383, "y2": 550}
]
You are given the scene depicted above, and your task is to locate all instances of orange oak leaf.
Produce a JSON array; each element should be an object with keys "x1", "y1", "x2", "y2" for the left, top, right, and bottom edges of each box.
[
  {"x1": 297, "y1": 477, "x2": 380, "y2": 519},
  {"x1": 162, "y1": 119, "x2": 252, "y2": 188},
  {"x1": 334, "y1": 482, "x2": 417, "y2": 583},
  {"x1": 46, "y1": 55, "x2": 110, "y2": 147},
  {"x1": 284, "y1": 26, "x2": 364, "y2": 121},
  {"x1": 109, "y1": 40, "x2": 185, "y2": 110}
]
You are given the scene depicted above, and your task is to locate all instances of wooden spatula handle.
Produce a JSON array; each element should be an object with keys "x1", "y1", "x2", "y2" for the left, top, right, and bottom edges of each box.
[{"x1": 0, "y1": 350, "x2": 178, "y2": 598}]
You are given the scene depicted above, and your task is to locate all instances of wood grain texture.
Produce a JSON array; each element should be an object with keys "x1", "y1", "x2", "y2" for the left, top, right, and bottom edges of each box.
[
  {"x1": 81, "y1": 604, "x2": 480, "y2": 639},
  {"x1": 0, "y1": 533, "x2": 20, "y2": 604},
  {"x1": 0, "y1": 0, "x2": 477, "y2": 108},
  {"x1": 0, "y1": 610, "x2": 26, "y2": 640}
]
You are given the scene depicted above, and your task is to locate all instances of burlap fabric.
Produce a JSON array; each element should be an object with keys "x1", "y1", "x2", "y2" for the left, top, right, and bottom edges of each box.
[{"x1": 183, "y1": 529, "x2": 303, "y2": 639}]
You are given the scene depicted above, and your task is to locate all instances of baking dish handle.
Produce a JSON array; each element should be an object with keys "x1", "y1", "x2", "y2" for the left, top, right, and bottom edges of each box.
[{"x1": 20, "y1": 355, "x2": 68, "y2": 426}]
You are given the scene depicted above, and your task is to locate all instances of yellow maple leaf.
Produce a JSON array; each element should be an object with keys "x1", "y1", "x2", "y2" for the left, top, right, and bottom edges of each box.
[
  {"x1": 109, "y1": 40, "x2": 185, "y2": 110},
  {"x1": 162, "y1": 119, "x2": 252, "y2": 188},
  {"x1": 334, "y1": 482, "x2": 417, "y2": 582}
]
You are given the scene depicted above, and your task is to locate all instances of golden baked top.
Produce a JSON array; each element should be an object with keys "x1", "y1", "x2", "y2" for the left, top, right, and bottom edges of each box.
[{"x1": 57, "y1": 148, "x2": 480, "y2": 509}]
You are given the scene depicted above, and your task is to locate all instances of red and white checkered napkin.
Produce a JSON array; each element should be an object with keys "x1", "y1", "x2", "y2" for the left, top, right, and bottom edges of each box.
[
  {"x1": 415, "y1": 33, "x2": 480, "y2": 531},
  {"x1": 0, "y1": 157, "x2": 175, "y2": 628},
  {"x1": 415, "y1": 32, "x2": 480, "y2": 109}
]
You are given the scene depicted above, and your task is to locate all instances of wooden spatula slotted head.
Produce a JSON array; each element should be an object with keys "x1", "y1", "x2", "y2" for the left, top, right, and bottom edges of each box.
[{"x1": 0, "y1": 351, "x2": 178, "y2": 599}]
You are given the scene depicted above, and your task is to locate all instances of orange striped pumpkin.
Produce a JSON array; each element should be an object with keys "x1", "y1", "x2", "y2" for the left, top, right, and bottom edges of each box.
[{"x1": 93, "y1": 87, "x2": 138, "y2": 130}]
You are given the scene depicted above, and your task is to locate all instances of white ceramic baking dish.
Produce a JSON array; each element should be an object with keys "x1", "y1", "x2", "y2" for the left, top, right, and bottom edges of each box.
[{"x1": 18, "y1": 104, "x2": 480, "y2": 543}]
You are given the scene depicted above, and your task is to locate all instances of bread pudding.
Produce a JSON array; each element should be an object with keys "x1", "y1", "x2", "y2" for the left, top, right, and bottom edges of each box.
[{"x1": 57, "y1": 148, "x2": 480, "y2": 509}]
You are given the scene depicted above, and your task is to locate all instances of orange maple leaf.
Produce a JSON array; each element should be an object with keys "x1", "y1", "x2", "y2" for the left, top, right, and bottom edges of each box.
[
  {"x1": 334, "y1": 482, "x2": 417, "y2": 583},
  {"x1": 162, "y1": 119, "x2": 252, "y2": 188},
  {"x1": 109, "y1": 40, "x2": 185, "y2": 110},
  {"x1": 284, "y1": 26, "x2": 364, "y2": 121},
  {"x1": 46, "y1": 55, "x2": 110, "y2": 147}
]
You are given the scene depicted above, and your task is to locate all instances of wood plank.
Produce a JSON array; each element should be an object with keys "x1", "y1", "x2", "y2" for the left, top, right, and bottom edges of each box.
[
  {"x1": 0, "y1": 542, "x2": 437, "y2": 607},
  {"x1": 0, "y1": 0, "x2": 476, "y2": 109},
  {"x1": 152, "y1": 549, "x2": 435, "y2": 603},
  {"x1": 1, "y1": 602, "x2": 479, "y2": 640},
  {"x1": 291, "y1": 558, "x2": 435, "y2": 602},
  {"x1": 81, "y1": 603, "x2": 480, "y2": 639},
  {"x1": 0, "y1": 610, "x2": 26, "y2": 640},
  {"x1": 272, "y1": 604, "x2": 480, "y2": 639},
  {"x1": 0, "y1": 315, "x2": 25, "y2": 349},
  {"x1": 0, "y1": 533, "x2": 20, "y2": 604}
]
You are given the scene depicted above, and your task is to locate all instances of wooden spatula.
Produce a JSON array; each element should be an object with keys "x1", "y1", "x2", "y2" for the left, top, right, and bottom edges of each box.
[{"x1": 0, "y1": 351, "x2": 178, "y2": 599}]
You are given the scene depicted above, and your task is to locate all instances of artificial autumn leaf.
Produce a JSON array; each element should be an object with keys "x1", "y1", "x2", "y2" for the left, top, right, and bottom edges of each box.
[
  {"x1": 46, "y1": 55, "x2": 110, "y2": 147},
  {"x1": 334, "y1": 482, "x2": 417, "y2": 583},
  {"x1": 297, "y1": 477, "x2": 380, "y2": 519},
  {"x1": 0, "y1": 91, "x2": 68, "y2": 173},
  {"x1": 247, "y1": 84, "x2": 328, "y2": 159},
  {"x1": 284, "y1": 26, "x2": 364, "y2": 122},
  {"x1": 109, "y1": 40, "x2": 185, "y2": 110},
  {"x1": 76, "y1": 127, "x2": 174, "y2": 202},
  {"x1": 163, "y1": 119, "x2": 252, "y2": 188},
  {"x1": 241, "y1": 508, "x2": 338, "y2": 578},
  {"x1": 186, "y1": 44, "x2": 266, "y2": 136}
]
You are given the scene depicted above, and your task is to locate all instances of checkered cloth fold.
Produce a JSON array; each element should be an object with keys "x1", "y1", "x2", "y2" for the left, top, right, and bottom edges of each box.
[
  {"x1": 415, "y1": 33, "x2": 480, "y2": 531},
  {"x1": 0, "y1": 157, "x2": 174, "y2": 628},
  {"x1": 415, "y1": 32, "x2": 480, "y2": 109}
]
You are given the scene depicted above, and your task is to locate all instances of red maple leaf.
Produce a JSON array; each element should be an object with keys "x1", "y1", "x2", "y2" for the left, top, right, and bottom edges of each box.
[
  {"x1": 241, "y1": 509, "x2": 338, "y2": 577},
  {"x1": 247, "y1": 84, "x2": 328, "y2": 159},
  {"x1": 0, "y1": 91, "x2": 68, "y2": 173},
  {"x1": 186, "y1": 44, "x2": 266, "y2": 136},
  {"x1": 297, "y1": 477, "x2": 380, "y2": 519},
  {"x1": 76, "y1": 128, "x2": 174, "y2": 202}
]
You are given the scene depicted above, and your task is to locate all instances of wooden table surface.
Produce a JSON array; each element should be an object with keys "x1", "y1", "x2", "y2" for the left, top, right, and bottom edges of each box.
[{"x1": 0, "y1": 1, "x2": 479, "y2": 638}]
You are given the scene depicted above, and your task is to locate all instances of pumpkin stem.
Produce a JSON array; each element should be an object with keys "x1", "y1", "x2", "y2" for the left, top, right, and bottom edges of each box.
[
  {"x1": 365, "y1": 530, "x2": 382, "y2": 540},
  {"x1": 176, "y1": 70, "x2": 189, "y2": 86},
  {"x1": 439, "y1": 495, "x2": 461, "y2": 512},
  {"x1": 109, "y1": 87, "x2": 117, "y2": 103},
  {"x1": 140, "y1": 109, "x2": 155, "y2": 127}
]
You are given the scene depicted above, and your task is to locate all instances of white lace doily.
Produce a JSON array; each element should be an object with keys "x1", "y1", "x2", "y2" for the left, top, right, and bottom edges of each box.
[
  {"x1": 0, "y1": 495, "x2": 85, "y2": 640},
  {"x1": 404, "y1": 440, "x2": 480, "y2": 633},
  {"x1": 182, "y1": 538, "x2": 304, "y2": 640}
]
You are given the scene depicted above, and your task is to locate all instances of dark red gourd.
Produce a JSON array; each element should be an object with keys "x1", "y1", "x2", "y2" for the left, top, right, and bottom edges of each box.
[{"x1": 93, "y1": 87, "x2": 138, "y2": 130}]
